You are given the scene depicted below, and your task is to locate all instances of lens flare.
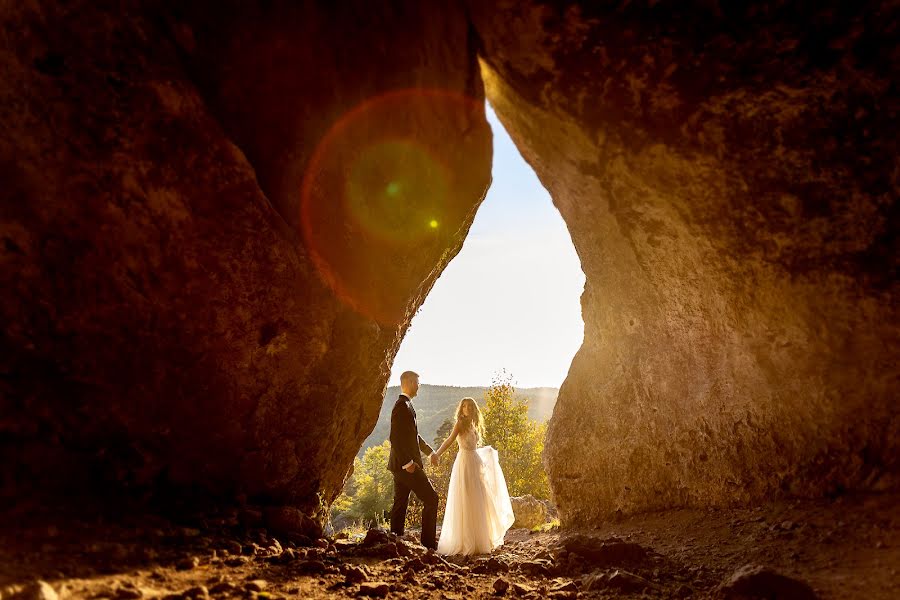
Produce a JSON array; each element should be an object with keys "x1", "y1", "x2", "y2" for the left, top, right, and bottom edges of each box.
[
  {"x1": 345, "y1": 139, "x2": 450, "y2": 244},
  {"x1": 300, "y1": 88, "x2": 485, "y2": 325},
  {"x1": 386, "y1": 181, "x2": 401, "y2": 197}
]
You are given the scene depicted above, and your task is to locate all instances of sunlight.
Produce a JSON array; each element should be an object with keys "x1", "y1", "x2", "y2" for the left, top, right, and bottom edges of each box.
[{"x1": 389, "y1": 103, "x2": 585, "y2": 389}]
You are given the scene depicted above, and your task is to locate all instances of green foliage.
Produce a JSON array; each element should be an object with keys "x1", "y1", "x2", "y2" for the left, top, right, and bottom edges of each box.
[
  {"x1": 532, "y1": 517, "x2": 560, "y2": 533},
  {"x1": 330, "y1": 488, "x2": 353, "y2": 516},
  {"x1": 333, "y1": 374, "x2": 552, "y2": 534},
  {"x1": 434, "y1": 417, "x2": 455, "y2": 448},
  {"x1": 482, "y1": 372, "x2": 551, "y2": 500},
  {"x1": 332, "y1": 440, "x2": 394, "y2": 526},
  {"x1": 424, "y1": 372, "x2": 552, "y2": 524}
]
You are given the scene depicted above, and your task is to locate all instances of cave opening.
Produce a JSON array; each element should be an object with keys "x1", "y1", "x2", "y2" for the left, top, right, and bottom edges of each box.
[
  {"x1": 2, "y1": 1, "x2": 897, "y2": 596},
  {"x1": 388, "y1": 101, "x2": 585, "y2": 394},
  {"x1": 332, "y1": 101, "x2": 584, "y2": 534}
]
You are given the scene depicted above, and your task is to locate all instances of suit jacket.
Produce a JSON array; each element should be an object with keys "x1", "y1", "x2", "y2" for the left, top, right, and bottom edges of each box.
[{"x1": 386, "y1": 394, "x2": 434, "y2": 472}]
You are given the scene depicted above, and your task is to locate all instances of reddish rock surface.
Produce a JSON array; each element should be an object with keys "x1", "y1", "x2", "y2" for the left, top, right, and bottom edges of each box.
[
  {"x1": 0, "y1": 0, "x2": 897, "y2": 551},
  {"x1": 0, "y1": 0, "x2": 491, "y2": 517}
]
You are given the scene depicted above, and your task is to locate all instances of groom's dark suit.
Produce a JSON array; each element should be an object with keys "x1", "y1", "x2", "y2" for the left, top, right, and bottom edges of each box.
[{"x1": 386, "y1": 393, "x2": 438, "y2": 549}]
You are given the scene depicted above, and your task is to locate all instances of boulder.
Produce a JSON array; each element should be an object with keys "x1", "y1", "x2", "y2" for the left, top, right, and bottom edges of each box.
[
  {"x1": 4, "y1": 582, "x2": 58, "y2": 600},
  {"x1": 559, "y1": 535, "x2": 649, "y2": 567},
  {"x1": 718, "y1": 564, "x2": 817, "y2": 600},
  {"x1": 492, "y1": 577, "x2": 509, "y2": 594},
  {"x1": 510, "y1": 495, "x2": 550, "y2": 529},
  {"x1": 584, "y1": 570, "x2": 655, "y2": 594},
  {"x1": 356, "y1": 582, "x2": 390, "y2": 598}
]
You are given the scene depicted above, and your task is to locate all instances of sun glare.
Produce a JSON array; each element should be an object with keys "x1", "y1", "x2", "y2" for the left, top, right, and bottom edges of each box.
[{"x1": 389, "y1": 103, "x2": 585, "y2": 389}]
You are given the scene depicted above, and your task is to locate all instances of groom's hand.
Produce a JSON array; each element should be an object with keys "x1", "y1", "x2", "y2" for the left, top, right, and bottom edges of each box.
[{"x1": 403, "y1": 462, "x2": 416, "y2": 473}]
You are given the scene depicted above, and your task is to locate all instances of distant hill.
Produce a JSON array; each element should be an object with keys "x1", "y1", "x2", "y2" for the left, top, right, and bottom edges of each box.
[{"x1": 359, "y1": 384, "x2": 558, "y2": 456}]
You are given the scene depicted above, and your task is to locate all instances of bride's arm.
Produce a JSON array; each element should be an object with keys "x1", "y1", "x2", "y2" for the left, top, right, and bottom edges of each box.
[{"x1": 433, "y1": 421, "x2": 461, "y2": 458}]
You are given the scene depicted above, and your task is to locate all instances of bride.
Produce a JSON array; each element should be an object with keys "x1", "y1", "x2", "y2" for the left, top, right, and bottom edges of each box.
[{"x1": 430, "y1": 397, "x2": 515, "y2": 555}]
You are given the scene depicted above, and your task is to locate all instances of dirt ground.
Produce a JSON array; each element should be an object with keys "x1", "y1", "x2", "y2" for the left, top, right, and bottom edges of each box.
[{"x1": 1, "y1": 491, "x2": 897, "y2": 599}]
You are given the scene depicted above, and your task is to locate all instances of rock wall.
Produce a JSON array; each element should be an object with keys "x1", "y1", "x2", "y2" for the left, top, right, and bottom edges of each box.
[
  {"x1": 0, "y1": 0, "x2": 491, "y2": 521},
  {"x1": 469, "y1": 0, "x2": 899, "y2": 525},
  {"x1": 2, "y1": 0, "x2": 897, "y2": 532}
]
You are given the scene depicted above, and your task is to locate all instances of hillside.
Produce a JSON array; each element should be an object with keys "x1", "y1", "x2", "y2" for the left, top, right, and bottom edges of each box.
[{"x1": 359, "y1": 384, "x2": 558, "y2": 455}]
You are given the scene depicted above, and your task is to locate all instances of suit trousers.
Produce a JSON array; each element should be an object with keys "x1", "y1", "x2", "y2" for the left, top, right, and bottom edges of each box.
[{"x1": 390, "y1": 466, "x2": 438, "y2": 549}]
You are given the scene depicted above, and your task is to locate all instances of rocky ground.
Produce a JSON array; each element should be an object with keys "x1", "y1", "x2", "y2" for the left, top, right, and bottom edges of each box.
[{"x1": 1, "y1": 492, "x2": 897, "y2": 599}]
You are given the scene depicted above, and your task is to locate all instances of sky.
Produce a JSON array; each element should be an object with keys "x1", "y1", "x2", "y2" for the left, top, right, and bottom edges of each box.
[{"x1": 388, "y1": 104, "x2": 585, "y2": 389}]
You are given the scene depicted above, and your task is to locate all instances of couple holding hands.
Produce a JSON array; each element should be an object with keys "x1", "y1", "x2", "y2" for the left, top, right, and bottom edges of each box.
[{"x1": 386, "y1": 371, "x2": 515, "y2": 556}]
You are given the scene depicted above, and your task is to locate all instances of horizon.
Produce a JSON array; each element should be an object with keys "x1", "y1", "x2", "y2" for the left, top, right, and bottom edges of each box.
[{"x1": 383, "y1": 381, "x2": 560, "y2": 391}]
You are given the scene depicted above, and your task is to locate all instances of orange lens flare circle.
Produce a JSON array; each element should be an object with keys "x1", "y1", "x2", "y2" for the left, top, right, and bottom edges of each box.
[{"x1": 300, "y1": 88, "x2": 482, "y2": 325}]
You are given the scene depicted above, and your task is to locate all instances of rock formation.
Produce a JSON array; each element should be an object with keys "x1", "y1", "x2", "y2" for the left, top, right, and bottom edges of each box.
[
  {"x1": 1, "y1": 0, "x2": 897, "y2": 532},
  {"x1": 0, "y1": 0, "x2": 491, "y2": 522},
  {"x1": 510, "y1": 494, "x2": 550, "y2": 530},
  {"x1": 469, "y1": 0, "x2": 898, "y2": 525}
]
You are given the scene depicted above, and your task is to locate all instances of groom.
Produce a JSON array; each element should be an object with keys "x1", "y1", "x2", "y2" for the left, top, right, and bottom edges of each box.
[{"x1": 386, "y1": 370, "x2": 439, "y2": 550}]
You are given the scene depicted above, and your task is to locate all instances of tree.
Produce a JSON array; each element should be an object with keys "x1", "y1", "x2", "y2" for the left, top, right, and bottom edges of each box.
[
  {"x1": 332, "y1": 373, "x2": 552, "y2": 534},
  {"x1": 332, "y1": 440, "x2": 394, "y2": 527},
  {"x1": 482, "y1": 372, "x2": 551, "y2": 500}
]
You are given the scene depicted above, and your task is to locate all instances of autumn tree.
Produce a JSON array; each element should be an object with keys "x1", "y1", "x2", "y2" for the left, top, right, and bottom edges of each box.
[{"x1": 482, "y1": 372, "x2": 551, "y2": 500}]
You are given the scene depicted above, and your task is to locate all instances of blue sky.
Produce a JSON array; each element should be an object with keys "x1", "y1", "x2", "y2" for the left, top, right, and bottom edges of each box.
[{"x1": 389, "y1": 104, "x2": 585, "y2": 389}]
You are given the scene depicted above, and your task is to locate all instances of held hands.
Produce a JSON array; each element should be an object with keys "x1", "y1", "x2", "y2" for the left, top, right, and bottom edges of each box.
[{"x1": 430, "y1": 453, "x2": 440, "y2": 467}]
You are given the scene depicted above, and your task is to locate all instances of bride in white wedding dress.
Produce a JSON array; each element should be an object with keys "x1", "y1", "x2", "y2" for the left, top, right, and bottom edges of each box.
[{"x1": 430, "y1": 397, "x2": 515, "y2": 555}]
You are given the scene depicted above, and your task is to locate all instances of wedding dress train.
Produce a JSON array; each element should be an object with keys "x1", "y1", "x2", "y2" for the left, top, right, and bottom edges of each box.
[{"x1": 436, "y1": 427, "x2": 515, "y2": 555}]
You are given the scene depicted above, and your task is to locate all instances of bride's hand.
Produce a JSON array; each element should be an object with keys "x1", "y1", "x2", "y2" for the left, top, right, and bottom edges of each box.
[{"x1": 430, "y1": 453, "x2": 440, "y2": 466}]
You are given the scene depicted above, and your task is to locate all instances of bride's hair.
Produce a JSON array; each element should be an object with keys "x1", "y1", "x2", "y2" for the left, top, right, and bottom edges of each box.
[{"x1": 455, "y1": 397, "x2": 485, "y2": 442}]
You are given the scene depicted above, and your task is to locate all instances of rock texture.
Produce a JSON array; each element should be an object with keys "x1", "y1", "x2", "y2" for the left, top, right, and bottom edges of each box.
[
  {"x1": 510, "y1": 494, "x2": 550, "y2": 529},
  {"x1": 1, "y1": 0, "x2": 898, "y2": 534},
  {"x1": 469, "y1": 1, "x2": 899, "y2": 525},
  {"x1": 718, "y1": 564, "x2": 817, "y2": 600},
  {"x1": 0, "y1": 0, "x2": 491, "y2": 517}
]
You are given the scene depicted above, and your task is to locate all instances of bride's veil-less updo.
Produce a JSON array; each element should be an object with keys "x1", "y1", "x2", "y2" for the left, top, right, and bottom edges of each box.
[{"x1": 455, "y1": 397, "x2": 485, "y2": 442}]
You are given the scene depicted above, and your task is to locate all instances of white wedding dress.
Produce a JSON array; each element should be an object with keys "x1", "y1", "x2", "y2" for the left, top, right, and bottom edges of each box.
[{"x1": 436, "y1": 426, "x2": 515, "y2": 555}]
